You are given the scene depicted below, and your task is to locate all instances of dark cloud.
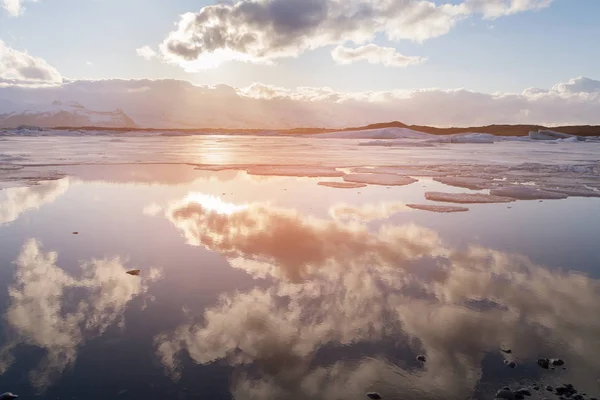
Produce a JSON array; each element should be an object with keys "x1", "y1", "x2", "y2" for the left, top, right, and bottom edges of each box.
[{"x1": 150, "y1": 0, "x2": 552, "y2": 68}]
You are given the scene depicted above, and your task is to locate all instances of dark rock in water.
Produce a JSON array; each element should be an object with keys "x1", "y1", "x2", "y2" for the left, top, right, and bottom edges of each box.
[
  {"x1": 537, "y1": 358, "x2": 550, "y2": 369},
  {"x1": 546, "y1": 386, "x2": 553, "y2": 391},
  {"x1": 501, "y1": 348, "x2": 512, "y2": 354},
  {"x1": 572, "y1": 395, "x2": 584, "y2": 400},
  {"x1": 0, "y1": 393, "x2": 18, "y2": 400},
  {"x1": 507, "y1": 361, "x2": 517, "y2": 368},
  {"x1": 555, "y1": 386, "x2": 567, "y2": 395},
  {"x1": 416, "y1": 355, "x2": 426, "y2": 362},
  {"x1": 72, "y1": 231, "x2": 79, "y2": 235},
  {"x1": 532, "y1": 385, "x2": 540, "y2": 391},
  {"x1": 502, "y1": 387, "x2": 511, "y2": 391},
  {"x1": 495, "y1": 389, "x2": 515, "y2": 400},
  {"x1": 551, "y1": 358, "x2": 565, "y2": 366},
  {"x1": 516, "y1": 388, "x2": 532, "y2": 397},
  {"x1": 503, "y1": 360, "x2": 509, "y2": 365},
  {"x1": 367, "y1": 392, "x2": 382, "y2": 399},
  {"x1": 514, "y1": 392, "x2": 524, "y2": 400},
  {"x1": 126, "y1": 269, "x2": 141, "y2": 276}
]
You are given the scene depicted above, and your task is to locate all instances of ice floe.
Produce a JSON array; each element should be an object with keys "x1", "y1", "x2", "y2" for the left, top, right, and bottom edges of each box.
[
  {"x1": 425, "y1": 192, "x2": 515, "y2": 204},
  {"x1": 433, "y1": 177, "x2": 491, "y2": 190},
  {"x1": 244, "y1": 165, "x2": 344, "y2": 178},
  {"x1": 489, "y1": 186, "x2": 569, "y2": 200},
  {"x1": 343, "y1": 174, "x2": 418, "y2": 186},
  {"x1": 316, "y1": 127, "x2": 431, "y2": 139},
  {"x1": 406, "y1": 204, "x2": 469, "y2": 213},
  {"x1": 318, "y1": 181, "x2": 367, "y2": 189}
]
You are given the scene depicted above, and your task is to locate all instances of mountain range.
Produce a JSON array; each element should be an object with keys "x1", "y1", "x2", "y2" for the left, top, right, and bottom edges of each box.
[{"x1": 0, "y1": 101, "x2": 136, "y2": 129}]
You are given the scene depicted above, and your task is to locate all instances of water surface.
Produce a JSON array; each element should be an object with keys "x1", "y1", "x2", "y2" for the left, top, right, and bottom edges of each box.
[{"x1": 1, "y1": 164, "x2": 600, "y2": 400}]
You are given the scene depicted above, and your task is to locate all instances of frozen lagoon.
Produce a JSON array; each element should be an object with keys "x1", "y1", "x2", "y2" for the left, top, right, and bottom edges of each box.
[{"x1": 1, "y1": 129, "x2": 600, "y2": 400}]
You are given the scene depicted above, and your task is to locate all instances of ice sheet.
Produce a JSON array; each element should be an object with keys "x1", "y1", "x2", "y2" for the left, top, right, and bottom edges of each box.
[
  {"x1": 1, "y1": 135, "x2": 599, "y2": 204},
  {"x1": 343, "y1": 174, "x2": 418, "y2": 186},
  {"x1": 317, "y1": 181, "x2": 367, "y2": 189},
  {"x1": 406, "y1": 204, "x2": 470, "y2": 213},
  {"x1": 489, "y1": 186, "x2": 569, "y2": 200},
  {"x1": 425, "y1": 192, "x2": 515, "y2": 204}
]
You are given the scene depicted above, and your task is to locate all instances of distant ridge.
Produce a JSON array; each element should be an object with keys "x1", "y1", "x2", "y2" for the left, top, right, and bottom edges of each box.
[{"x1": 47, "y1": 121, "x2": 600, "y2": 137}]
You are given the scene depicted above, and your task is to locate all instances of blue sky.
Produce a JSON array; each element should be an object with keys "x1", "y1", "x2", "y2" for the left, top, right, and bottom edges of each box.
[{"x1": 0, "y1": 0, "x2": 598, "y2": 93}]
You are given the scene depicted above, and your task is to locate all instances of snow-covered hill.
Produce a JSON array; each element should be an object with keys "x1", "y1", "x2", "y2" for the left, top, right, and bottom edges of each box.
[{"x1": 0, "y1": 101, "x2": 137, "y2": 128}]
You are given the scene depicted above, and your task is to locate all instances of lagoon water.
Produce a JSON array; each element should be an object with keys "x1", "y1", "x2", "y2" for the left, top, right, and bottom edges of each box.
[{"x1": 1, "y1": 135, "x2": 600, "y2": 400}]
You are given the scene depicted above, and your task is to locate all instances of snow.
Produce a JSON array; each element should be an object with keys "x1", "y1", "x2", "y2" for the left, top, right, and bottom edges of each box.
[
  {"x1": 425, "y1": 192, "x2": 515, "y2": 204},
  {"x1": 244, "y1": 165, "x2": 344, "y2": 178},
  {"x1": 358, "y1": 140, "x2": 394, "y2": 147},
  {"x1": 343, "y1": 174, "x2": 418, "y2": 186},
  {"x1": 428, "y1": 133, "x2": 497, "y2": 144},
  {"x1": 529, "y1": 130, "x2": 581, "y2": 141},
  {"x1": 317, "y1": 127, "x2": 431, "y2": 139},
  {"x1": 318, "y1": 181, "x2": 367, "y2": 189},
  {"x1": 0, "y1": 101, "x2": 135, "y2": 129},
  {"x1": 489, "y1": 186, "x2": 569, "y2": 200},
  {"x1": 433, "y1": 177, "x2": 490, "y2": 190},
  {"x1": 406, "y1": 204, "x2": 469, "y2": 213},
  {"x1": 0, "y1": 136, "x2": 598, "y2": 202},
  {"x1": 358, "y1": 140, "x2": 435, "y2": 147}
]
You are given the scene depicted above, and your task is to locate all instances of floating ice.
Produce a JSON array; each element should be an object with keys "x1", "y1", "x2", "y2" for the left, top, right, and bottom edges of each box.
[
  {"x1": 343, "y1": 174, "x2": 418, "y2": 186},
  {"x1": 428, "y1": 133, "x2": 497, "y2": 144},
  {"x1": 407, "y1": 204, "x2": 469, "y2": 213},
  {"x1": 489, "y1": 186, "x2": 569, "y2": 200},
  {"x1": 358, "y1": 140, "x2": 394, "y2": 147},
  {"x1": 244, "y1": 165, "x2": 344, "y2": 178},
  {"x1": 318, "y1": 181, "x2": 367, "y2": 189},
  {"x1": 425, "y1": 192, "x2": 515, "y2": 204},
  {"x1": 433, "y1": 177, "x2": 491, "y2": 190},
  {"x1": 317, "y1": 127, "x2": 431, "y2": 139},
  {"x1": 540, "y1": 187, "x2": 600, "y2": 198},
  {"x1": 529, "y1": 130, "x2": 582, "y2": 141}
]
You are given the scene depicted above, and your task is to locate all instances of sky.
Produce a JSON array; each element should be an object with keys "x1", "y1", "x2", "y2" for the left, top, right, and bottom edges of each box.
[{"x1": 0, "y1": 0, "x2": 599, "y2": 128}]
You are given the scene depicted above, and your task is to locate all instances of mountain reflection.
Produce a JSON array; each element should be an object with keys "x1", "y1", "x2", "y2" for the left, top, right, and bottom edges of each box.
[
  {"x1": 155, "y1": 193, "x2": 600, "y2": 400},
  {"x1": 0, "y1": 239, "x2": 161, "y2": 390}
]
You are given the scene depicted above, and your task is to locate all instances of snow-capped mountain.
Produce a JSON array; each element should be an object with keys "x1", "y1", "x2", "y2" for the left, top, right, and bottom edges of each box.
[{"x1": 0, "y1": 101, "x2": 137, "y2": 128}]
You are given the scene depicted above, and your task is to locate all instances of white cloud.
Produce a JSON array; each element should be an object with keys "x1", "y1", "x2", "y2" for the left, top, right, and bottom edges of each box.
[
  {"x1": 465, "y1": 0, "x2": 552, "y2": 18},
  {"x1": 0, "y1": 76, "x2": 598, "y2": 127},
  {"x1": 331, "y1": 44, "x2": 427, "y2": 67},
  {"x1": 149, "y1": 0, "x2": 552, "y2": 70},
  {"x1": 2, "y1": 0, "x2": 39, "y2": 16},
  {"x1": 0, "y1": 40, "x2": 62, "y2": 85},
  {"x1": 136, "y1": 46, "x2": 158, "y2": 61}
]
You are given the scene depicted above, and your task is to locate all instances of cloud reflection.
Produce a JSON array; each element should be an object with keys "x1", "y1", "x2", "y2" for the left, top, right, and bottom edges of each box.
[
  {"x1": 155, "y1": 194, "x2": 600, "y2": 399},
  {"x1": 0, "y1": 179, "x2": 69, "y2": 226},
  {"x1": 0, "y1": 239, "x2": 161, "y2": 389}
]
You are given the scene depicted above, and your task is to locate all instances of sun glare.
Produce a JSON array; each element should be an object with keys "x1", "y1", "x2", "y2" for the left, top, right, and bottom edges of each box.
[{"x1": 183, "y1": 193, "x2": 248, "y2": 215}]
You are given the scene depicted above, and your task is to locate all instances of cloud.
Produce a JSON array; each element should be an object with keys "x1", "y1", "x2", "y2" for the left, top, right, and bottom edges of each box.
[
  {"x1": 0, "y1": 40, "x2": 62, "y2": 85},
  {"x1": 0, "y1": 239, "x2": 161, "y2": 389},
  {"x1": 147, "y1": 0, "x2": 552, "y2": 69},
  {"x1": 331, "y1": 44, "x2": 427, "y2": 67},
  {"x1": 0, "y1": 179, "x2": 69, "y2": 226},
  {"x1": 155, "y1": 194, "x2": 600, "y2": 399},
  {"x1": 2, "y1": 0, "x2": 37, "y2": 16},
  {"x1": 0, "y1": 76, "x2": 599, "y2": 127},
  {"x1": 136, "y1": 46, "x2": 158, "y2": 61},
  {"x1": 465, "y1": 0, "x2": 552, "y2": 18}
]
